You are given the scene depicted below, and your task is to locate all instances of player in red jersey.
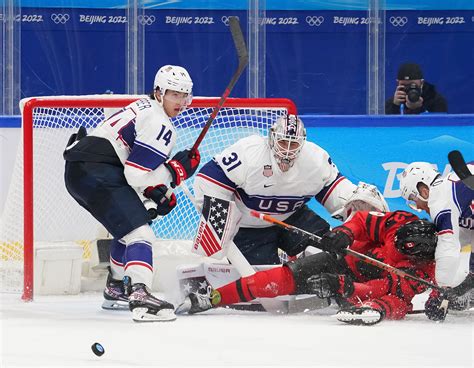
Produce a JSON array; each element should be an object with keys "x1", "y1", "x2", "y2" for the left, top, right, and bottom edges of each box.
[{"x1": 181, "y1": 210, "x2": 437, "y2": 325}]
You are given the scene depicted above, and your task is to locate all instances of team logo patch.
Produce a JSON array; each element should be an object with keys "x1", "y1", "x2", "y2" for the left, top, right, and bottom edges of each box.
[
  {"x1": 369, "y1": 211, "x2": 385, "y2": 217},
  {"x1": 263, "y1": 165, "x2": 273, "y2": 177},
  {"x1": 405, "y1": 242, "x2": 415, "y2": 248},
  {"x1": 470, "y1": 200, "x2": 474, "y2": 214}
]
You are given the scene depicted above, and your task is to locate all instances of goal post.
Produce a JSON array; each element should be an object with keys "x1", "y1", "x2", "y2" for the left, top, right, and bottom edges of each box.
[{"x1": 1, "y1": 95, "x2": 297, "y2": 301}]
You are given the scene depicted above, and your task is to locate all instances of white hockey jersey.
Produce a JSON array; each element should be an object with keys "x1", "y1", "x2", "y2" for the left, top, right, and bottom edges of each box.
[
  {"x1": 193, "y1": 135, "x2": 356, "y2": 228},
  {"x1": 429, "y1": 165, "x2": 474, "y2": 287},
  {"x1": 91, "y1": 97, "x2": 175, "y2": 188}
]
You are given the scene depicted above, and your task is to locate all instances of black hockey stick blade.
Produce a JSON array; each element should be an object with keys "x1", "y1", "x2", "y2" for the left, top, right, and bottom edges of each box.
[
  {"x1": 190, "y1": 16, "x2": 249, "y2": 154},
  {"x1": 229, "y1": 16, "x2": 249, "y2": 75},
  {"x1": 448, "y1": 150, "x2": 474, "y2": 189}
]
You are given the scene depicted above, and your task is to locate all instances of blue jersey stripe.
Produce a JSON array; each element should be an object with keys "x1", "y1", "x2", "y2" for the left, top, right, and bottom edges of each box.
[
  {"x1": 315, "y1": 172, "x2": 343, "y2": 204},
  {"x1": 134, "y1": 140, "x2": 168, "y2": 160},
  {"x1": 127, "y1": 143, "x2": 168, "y2": 170},
  {"x1": 434, "y1": 209, "x2": 453, "y2": 232},
  {"x1": 118, "y1": 120, "x2": 136, "y2": 149},
  {"x1": 452, "y1": 180, "x2": 474, "y2": 220},
  {"x1": 198, "y1": 160, "x2": 238, "y2": 190}
]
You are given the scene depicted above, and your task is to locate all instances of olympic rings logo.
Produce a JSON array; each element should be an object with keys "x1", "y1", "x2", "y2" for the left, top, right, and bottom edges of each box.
[
  {"x1": 389, "y1": 16, "x2": 408, "y2": 27},
  {"x1": 51, "y1": 13, "x2": 70, "y2": 24},
  {"x1": 221, "y1": 16, "x2": 239, "y2": 26},
  {"x1": 138, "y1": 15, "x2": 156, "y2": 26},
  {"x1": 306, "y1": 16, "x2": 324, "y2": 27}
]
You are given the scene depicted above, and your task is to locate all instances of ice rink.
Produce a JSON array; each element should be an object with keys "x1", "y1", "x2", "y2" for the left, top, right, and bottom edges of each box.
[{"x1": 1, "y1": 291, "x2": 472, "y2": 368}]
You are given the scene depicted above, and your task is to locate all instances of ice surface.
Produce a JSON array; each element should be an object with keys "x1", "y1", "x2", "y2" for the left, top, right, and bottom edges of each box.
[{"x1": 1, "y1": 292, "x2": 472, "y2": 368}]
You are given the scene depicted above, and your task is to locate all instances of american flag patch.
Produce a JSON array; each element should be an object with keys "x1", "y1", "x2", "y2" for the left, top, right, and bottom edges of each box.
[{"x1": 193, "y1": 196, "x2": 236, "y2": 258}]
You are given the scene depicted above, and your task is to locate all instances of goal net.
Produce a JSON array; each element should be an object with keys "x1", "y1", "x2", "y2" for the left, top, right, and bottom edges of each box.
[{"x1": 0, "y1": 95, "x2": 296, "y2": 299}]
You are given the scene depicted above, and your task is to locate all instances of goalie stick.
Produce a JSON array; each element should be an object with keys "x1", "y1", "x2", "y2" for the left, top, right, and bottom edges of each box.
[
  {"x1": 448, "y1": 150, "x2": 474, "y2": 190},
  {"x1": 190, "y1": 16, "x2": 249, "y2": 155},
  {"x1": 250, "y1": 210, "x2": 447, "y2": 293}
]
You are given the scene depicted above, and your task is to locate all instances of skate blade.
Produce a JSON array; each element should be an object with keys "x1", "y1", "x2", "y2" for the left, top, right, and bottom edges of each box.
[
  {"x1": 335, "y1": 309, "x2": 381, "y2": 326},
  {"x1": 102, "y1": 299, "x2": 129, "y2": 311},
  {"x1": 132, "y1": 307, "x2": 177, "y2": 322}
]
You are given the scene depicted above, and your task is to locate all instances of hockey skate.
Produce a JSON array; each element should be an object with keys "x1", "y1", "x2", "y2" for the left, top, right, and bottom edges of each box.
[
  {"x1": 128, "y1": 283, "x2": 176, "y2": 322},
  {"x1": 176, "y1": 287, "x2": 221, "y2": 314},
  {"x1": 335, "y1": 306, "x2": 383, "y2": 326},
  {"x1": 101, "y1": 268, "x2": 129, "y2": 310},
  {"x1": 449, "y1": 292, "x2": 470, "y2": 311}
]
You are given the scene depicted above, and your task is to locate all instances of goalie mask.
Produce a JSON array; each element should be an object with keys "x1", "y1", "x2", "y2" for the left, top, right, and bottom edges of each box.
[
  {"x1": 154, "y1": 65, "x2": 193, "y2": 106},
  {"x1": 338, "y1": 182, "x2": 390, "y2": 221},
  {"x1": 269, "y1": 114, "x2": 306, "y2": 172},
  {"x1": 399, "y1": 162, "x2": 439, "y2": 211},
  {"x1": 395, "y1": 220, "x2": 437, "y2": 260}
]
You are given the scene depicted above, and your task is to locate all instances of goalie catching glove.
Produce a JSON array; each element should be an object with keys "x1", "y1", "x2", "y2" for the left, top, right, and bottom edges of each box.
[
  {"x1": 165, "y1": 148, "x2": 201, "y2": 187},
  {"x1": 143, "y1": 184, "x2": 176, "y2": 218}
]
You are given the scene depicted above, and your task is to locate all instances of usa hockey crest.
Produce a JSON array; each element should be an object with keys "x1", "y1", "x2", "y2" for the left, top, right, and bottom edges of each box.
[{"x1": 263, "y1": 165, "x2": 273, "y2": 177}]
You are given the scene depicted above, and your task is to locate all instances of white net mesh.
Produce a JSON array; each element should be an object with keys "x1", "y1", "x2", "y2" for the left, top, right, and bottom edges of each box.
[{"x1": 0, "y1": 96, "x2": 292, "y2": 293}]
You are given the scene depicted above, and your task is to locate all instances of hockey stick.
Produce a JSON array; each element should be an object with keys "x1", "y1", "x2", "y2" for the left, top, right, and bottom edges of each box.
[
  {"x1": 448, "y1": 150, "x2": 474, "y2": 190},
  {"x1": 250, "y1": 210, "x2": 446, "y2": 293},
  {"x1": 190, "y1": 16, "x2": 249, "y2": 155},
  {"x1": 165, "y1": 16, "x2": 247, "y2": 196}
]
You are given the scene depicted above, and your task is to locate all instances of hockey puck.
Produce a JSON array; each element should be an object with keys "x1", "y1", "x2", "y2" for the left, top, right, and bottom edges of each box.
[{"x1": 91, "y1": 342, "x2": 105, "y2": 356}]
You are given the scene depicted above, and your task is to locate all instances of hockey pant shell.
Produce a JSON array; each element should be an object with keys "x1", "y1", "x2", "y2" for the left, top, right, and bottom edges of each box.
[
  {"x1": 286, "y1": 251, "x2": 351, "y2": 294},
  {"x1": 64, "y1": 160, "x2": 150, "y2": 239},
  {"x1": 233, "y1": 205, "x2": 330, "y2": 265}
]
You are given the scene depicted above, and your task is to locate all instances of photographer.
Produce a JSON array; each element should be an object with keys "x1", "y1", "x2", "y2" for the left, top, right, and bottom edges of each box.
[{"x1": 385, "y1": 63, "x2": 447, "y2": 115}]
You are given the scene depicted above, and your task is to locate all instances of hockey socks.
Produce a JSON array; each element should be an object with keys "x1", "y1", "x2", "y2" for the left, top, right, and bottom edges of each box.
[{"x1": 216, "y1": 266, "x2": 296, "y2": 306}]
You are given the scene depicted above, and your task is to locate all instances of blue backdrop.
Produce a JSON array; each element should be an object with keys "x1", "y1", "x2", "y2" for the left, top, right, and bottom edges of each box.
[{"x1": 11, "y1": 4, "x2": 474, "y2": 114}]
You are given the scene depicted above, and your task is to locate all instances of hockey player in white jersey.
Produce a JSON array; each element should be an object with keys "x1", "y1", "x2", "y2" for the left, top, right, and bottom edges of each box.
[
  {"x1": 399, "y1": 161, "x2": 474, "y2": 319},
  {"x1": 193, "y1": 114, "x2": 359, "y2": 265},
  {"x1": 64, "y1": 65, "x2": 200, "y2": 322}
]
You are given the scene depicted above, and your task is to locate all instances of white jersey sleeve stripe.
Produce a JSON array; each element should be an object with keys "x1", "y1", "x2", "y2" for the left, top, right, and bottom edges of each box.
[
  {"x1": 438, "y1": 229, "x2": 454, "y2": 235},
  {"x1": 125, "y1": 161, "x2": 152, "y2": 172},
  {"x1": 320, "y1": 175, "x2": 346, "y2": 205}
]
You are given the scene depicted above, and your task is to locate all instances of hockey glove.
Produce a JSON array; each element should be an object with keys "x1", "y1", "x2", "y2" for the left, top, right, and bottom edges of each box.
[
  {"x1": 424, "y1": 294, "x2": 449, "y2": 322},
  {"x1": 307, "y1": 273, "x2": 354, "y2": 299},
  {"x1": 317, "y1": 227, "x2": 353, "y2": 255},
  {"x1": 165, "y1": 149, "x2": 201, "y2": 187},
  {"x1": 144, "y1": 184, "x2": 177, "y2": 218}
]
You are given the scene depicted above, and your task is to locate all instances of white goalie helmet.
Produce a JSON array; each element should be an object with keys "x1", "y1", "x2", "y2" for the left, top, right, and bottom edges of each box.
[
  {"x1": 154, "y1": 65, "x2": 193, "y2": 102},
  {"x1": 268, "y1": 114, "x2": 306, "y2": 171},
  {"x1": 338, "y1": 182, "x2": 390, "y2": 220},
  {"x1": 399, "y1": 162, "x2": 439, "y2": 202}
]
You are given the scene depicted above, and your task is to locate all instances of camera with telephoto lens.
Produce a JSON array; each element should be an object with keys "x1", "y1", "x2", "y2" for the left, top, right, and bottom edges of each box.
[{"x1": 404, "y1": 83, "x2": 422, "y2": 103}]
